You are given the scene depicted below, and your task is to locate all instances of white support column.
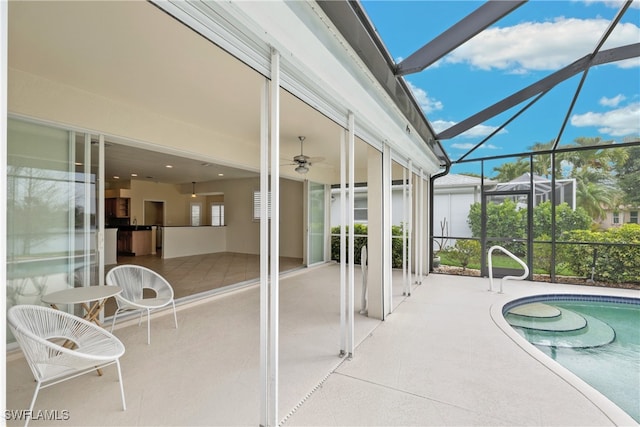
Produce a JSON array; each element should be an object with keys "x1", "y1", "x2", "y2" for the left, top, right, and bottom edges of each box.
[
  {"x1": 339, "y1": 129, "x2": 347, "y2": 356},
  {"x1": 347, "y1": 112, "x2": 355, "y2": 357},
  {"x1": 97, "y1": 134, "x2": 105, "y2": 324},
  {"x1": 1, "y1": 1, "x2": 8, "y2": 411},
  {"x1": 83, "y1": 134, "x2": 92, "y2": 288},
  {"x1": 98, "y1": 134, "x2": 105, "y2": 289},
  {"x1": 269, "y1": 48, "x2": 280, "y2": 427},
  {"x1": 402, "y1": 167, "x2": 408, "y2": 296},
  {"x1": 260, "y1": 48, "x2": 280, "y2": 427},
  {"x1": 407, "y1": 161, "x2": 413, "y2": 296},
  {"x1": 382, "y1": 143, "x2": 392, "y2": 315},
  {"x1": 417, "y1": 168, "x2": 424, "y2": 285},
  {"x1": 259, "y1": 77, "x2": 269, "y2": 427},
  {"x1": 366, "y1": 145, "x2": 382, "y2": 319}
]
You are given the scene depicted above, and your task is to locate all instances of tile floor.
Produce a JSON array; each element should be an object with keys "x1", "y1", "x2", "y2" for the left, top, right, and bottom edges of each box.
[
  {"x1": 104, "y1": 252, "x2": 303, "y2": 315},
  {"x1": 6, "y1": 266, "x2": 638, "y2": 426}
]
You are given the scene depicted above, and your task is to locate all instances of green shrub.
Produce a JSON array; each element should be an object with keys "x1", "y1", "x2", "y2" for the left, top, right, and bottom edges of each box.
[
  {"x1": 331, "y1": 224, "x2": 368, "y2": 265},
  {"x1": 533, "y1": 201, "x2": 592, "y2": 238},
  {"x1": 561, "y1": 224, "x2": 640, "y2": 283},
  {"x1": 469, "y1": 199, "x2": 526, "y2": 255},
  {"x1": 330, "y1": 223, "x2": 408, "y2": 268},
  {"x1": 469, "y1": 200, "x2": 593, "y2": 257},
  {"x1": 532, "y1": 234, "x2": 553, "y2": 274},
  {"x1": 448, "y1": 240, "x2": 481, "y2": 271}
]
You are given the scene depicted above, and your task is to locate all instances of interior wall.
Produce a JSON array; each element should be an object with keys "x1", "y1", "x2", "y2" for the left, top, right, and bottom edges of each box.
[
  {"x1": 198, "y1": 177, "x2": 304, "y2": 258},
  {"x1": 130, "y1": 180, "x2": 190, "y2": 226}
]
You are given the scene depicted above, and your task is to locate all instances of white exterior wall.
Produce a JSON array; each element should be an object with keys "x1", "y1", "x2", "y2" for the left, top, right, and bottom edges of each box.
[
  {"x1": 331, "y1": 186, "x2": 405, "y2": 228},
  {"x1": 433, "y1": 188, "x2": 479, "y2": 245}
]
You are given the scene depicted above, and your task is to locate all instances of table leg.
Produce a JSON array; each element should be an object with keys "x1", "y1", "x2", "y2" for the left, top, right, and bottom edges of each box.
[{"x1": 81, "y1": 300, "x2": 108, "y2": 376}]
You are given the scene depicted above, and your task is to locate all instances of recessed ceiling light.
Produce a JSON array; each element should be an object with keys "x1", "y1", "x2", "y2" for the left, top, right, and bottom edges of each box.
[
  {"x1": 131, "y1": 173, "x2": 138, "y2": 177},
  {"x1": 218, "y1": 173, "x2": 224, "y2": 176},
  {"x1": 113, "y1": 176, "x2": 120, "y2": 179},
  {"x1": 165, "y1": 165, "x2": 173, "y2": 168}
]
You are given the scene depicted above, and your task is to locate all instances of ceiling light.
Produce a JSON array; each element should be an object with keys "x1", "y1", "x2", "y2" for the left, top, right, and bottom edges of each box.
[
  {"x1": 295, "y1": 165, "x2": 309, "y2": 174},
  {"x1": 218, "y1": 173, "x2": 224, "y2": 177},
  {"x1": 191, "y1": 181, "x2": 197, "y2": 198},
  {"x1": 131, "y1": 173, "x2": 138, "y2": 177},
  {"x1": 165, "y1": 165, "x2": 173, "y2": 168},
  {"x1": 113, "y1": 176, "x2": 120, "y2": 179}
]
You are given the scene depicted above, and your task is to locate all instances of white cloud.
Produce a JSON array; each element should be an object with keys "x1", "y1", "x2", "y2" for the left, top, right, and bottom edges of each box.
[
  {"x1": 580, "y1": 0, "x2": 640, "y2": 9},
  {"x1": 599, "y1": 94, "x2": 626, "y2": 107},
  {"x1": 431, "y1": 119, "x2": 455, "y2": 134},
  {"x1": 459, "y1": 124, "x2": 507, "y2": 138},
  {"x1": 444, "y1": 18, "x2": 640, "y2": 72},
  {"x1": 431, "y1": 119, "x2": 507, "y2": 139},
  {"x1": 450, "y1": 142, "x2": 499, "y2": 151},
  {"x1": 406, "y1": 81, "x2": 443, "y2": 114},
  {"x1": 570, "y1": 102, "x2": 640, "y2": 136},
  {"x1": 450, "y1": 142, "x2": 476, "y2": 150}
]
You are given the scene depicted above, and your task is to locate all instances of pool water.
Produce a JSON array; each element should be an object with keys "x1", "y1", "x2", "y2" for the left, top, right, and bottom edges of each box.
[{"x1": 505, "y1": 297, "x2": 640, "y2": 422}]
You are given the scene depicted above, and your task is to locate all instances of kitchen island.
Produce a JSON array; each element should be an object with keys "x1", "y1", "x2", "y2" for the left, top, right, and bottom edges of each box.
[
  {"x1": 162, "y1": 226, "x2": 226, "y2": 259},
  {"x1": 117, "y1": 225, "x2": 153, "y2": 256}
]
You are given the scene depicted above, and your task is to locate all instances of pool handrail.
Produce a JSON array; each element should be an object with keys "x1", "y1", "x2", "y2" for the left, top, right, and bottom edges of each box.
[{"x1": 488, "y1": 245, "x2": 529, "y2": 293}]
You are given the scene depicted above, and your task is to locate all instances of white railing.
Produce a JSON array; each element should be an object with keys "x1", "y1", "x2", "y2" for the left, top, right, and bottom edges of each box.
[{"x1": 488, "y1": 245, "x2": 529, "y2": 293}]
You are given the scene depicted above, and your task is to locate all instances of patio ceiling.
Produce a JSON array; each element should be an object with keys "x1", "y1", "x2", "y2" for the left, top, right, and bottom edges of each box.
[{"x1": 8, "y1": 1, "x2": 373, "y2": 185}]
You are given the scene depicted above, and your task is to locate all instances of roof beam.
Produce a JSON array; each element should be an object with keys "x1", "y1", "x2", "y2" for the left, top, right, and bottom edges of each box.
[
  {"x1": 395, "y1": 1, "x2": 527, "y2": 76},
  {"x1": 436, "y1": 43, "x2": 640, "y2": 140}
]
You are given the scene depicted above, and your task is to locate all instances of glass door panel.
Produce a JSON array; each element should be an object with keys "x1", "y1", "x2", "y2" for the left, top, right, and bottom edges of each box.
[
  {"x1": 308, "y1": 181, "x2": 325, "y2": 265},
  {"x1": 7, "y1": 119, "x2": 97, "y2": 327}
]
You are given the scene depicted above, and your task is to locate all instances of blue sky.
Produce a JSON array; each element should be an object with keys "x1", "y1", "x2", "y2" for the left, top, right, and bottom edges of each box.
[{"x1": 361, "y1": 0, "x2": 640, "y2": 174}]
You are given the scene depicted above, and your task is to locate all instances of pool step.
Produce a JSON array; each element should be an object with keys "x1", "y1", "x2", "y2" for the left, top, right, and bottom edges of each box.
[{"x1": 506, "y1": 303, "x2": 615, "y2": 348}]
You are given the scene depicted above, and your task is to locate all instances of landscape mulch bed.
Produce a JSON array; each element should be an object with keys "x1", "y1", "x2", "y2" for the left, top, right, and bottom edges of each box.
[{"x1": 433, "y1": 265, "x2": 640, "y2": 291}]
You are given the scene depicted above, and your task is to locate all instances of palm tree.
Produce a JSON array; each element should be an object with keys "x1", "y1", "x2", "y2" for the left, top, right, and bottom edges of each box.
[
  {"x1": 526, "y1": 141, "x2": 554, "y2": 177},
  {"x1": 492, "y1": 159, "x2": 529, "y2": 182},
  {"x1": 573, "y1": 168, "x2": 614, "y2": 220}
]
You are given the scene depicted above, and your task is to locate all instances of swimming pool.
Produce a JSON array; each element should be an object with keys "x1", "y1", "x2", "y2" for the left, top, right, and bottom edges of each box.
[{"x1": 503, "y1": 294, "x2": 640, "y2": 423}]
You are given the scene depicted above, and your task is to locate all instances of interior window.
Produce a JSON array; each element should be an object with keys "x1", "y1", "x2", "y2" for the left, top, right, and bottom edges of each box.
[
  {"x1": 190, "y1": 202, "x2": 202, "y2": 226},
  {"x1": 211, "y1": 203, "x2": 224, "y2": 226}
]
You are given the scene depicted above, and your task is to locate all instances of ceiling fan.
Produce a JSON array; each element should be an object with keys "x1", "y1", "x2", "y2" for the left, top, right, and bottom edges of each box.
[{"x1": 286, "y1": 136, "x2": 324, "y2": 174}]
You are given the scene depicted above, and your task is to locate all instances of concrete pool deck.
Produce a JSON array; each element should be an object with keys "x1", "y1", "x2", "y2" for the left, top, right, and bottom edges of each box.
[
  {"x1": 5, "y1": 265, "x2": 639, "y2": 426},
  {"x1": 285, "y1": 272, "x2": 639, "y2": 426}
]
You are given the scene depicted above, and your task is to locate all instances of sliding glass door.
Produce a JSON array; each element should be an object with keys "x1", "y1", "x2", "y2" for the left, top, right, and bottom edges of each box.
[
  {"x1": 7, "y1": 118, "x2": 98, "y2": 324},
  {"x1": 308, "y1": 181, "x2": 326, "y2": 265}
]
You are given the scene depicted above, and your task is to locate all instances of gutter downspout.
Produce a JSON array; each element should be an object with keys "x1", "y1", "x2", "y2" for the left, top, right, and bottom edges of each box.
[{"x1": 429, "y1": 161, "x2": 451, "y2": 272}]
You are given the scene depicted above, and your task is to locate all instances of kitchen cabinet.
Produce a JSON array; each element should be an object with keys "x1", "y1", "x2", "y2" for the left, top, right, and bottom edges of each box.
[{"x1": 106, "y1": 197, "x2": 130, "y2": 219}]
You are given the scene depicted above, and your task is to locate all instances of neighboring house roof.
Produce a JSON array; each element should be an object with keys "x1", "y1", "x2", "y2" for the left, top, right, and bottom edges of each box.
[
  {"x1": 508, "y1": 172, "x2": 548, "y2": 183},
  {"x1": 434, "y1": 174, "x2": 495, "y2": 188}
]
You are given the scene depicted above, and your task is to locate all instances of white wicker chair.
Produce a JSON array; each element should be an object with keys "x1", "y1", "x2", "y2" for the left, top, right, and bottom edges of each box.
[
  {"x1": 7, "y1": 304, "x2": 126, "y2": 427},
  {"x1": 106, "y1": 265, "x2": 178, "y2": 344}
]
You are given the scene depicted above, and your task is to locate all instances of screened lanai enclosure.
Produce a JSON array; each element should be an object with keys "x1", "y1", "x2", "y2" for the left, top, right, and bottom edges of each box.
[
  {"x1": 362, "y1": 0, "x2": 640, "y2": 287},
  {"x1": 411, "y1": 1, "x2": 640, "y2": 286},
  {"x1": 3, "y1": 1, "x2": 640, "y2": 426},
  {"x1": 431, "y1": 144, "x2": 640, "y2": 285}
]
